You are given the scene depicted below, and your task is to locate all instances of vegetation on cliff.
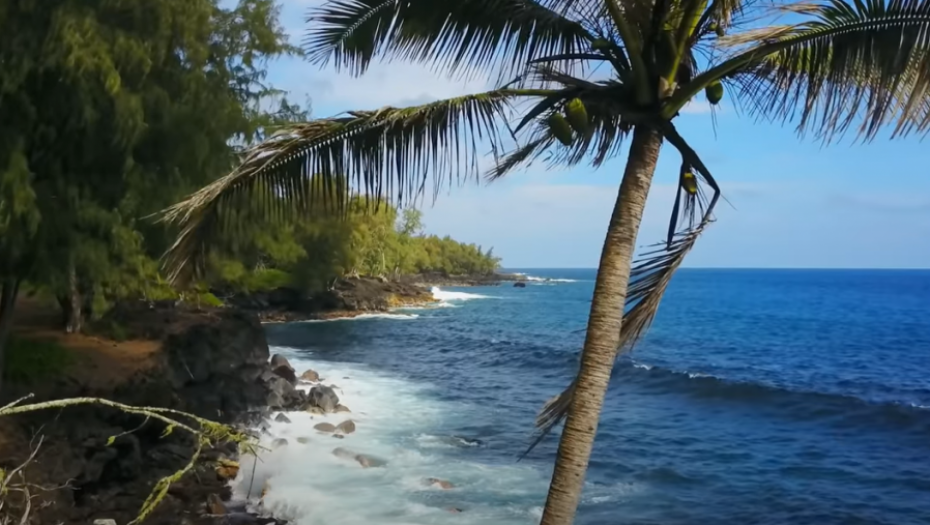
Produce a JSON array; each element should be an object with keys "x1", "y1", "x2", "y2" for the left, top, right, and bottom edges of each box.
[
  {"x1": 208, "y1": 204, "x2": 500, "y2": 298},
  {"x1": 0, "y1": 0, "x2": 497, "y2": 387}
]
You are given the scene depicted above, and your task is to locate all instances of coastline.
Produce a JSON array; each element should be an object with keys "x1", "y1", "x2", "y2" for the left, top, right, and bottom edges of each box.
[{"x1": 235, "y1": 272, "x2": 525, "y2": 323}]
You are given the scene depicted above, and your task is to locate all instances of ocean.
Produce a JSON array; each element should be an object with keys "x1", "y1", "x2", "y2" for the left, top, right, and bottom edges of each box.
[{"x1": 238, "y1": 269, "x2": 930, "y2": 525}]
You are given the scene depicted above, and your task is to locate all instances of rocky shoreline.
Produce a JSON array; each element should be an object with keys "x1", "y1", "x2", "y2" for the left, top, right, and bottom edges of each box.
[
  {"x1": 224, "y1": 272, "x2": 525, "y2": 323},
  {"x1": 0, "y1": 305, "x2": 299, "y2": 525}
]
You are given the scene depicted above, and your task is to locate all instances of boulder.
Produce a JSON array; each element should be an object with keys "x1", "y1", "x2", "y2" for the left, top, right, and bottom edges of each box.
[
  {"x1": 334, "y1": 404, "x2": 351, "y2": 413},
  {"x1": 426, "y1": 478, "x2": 454, "y2": 489},
  {"x1": 307, "y1": 406, "x2": 325, "y2": 415},
  {"x1": 447, "y1": 508, "x2": 464, "y2": 513},
  {"x1": 335, "y1": 420, "x2": 356, "y2": 435},
  {"x1": 332, "y1": 447, "x2": 356, "y2": 461},
  {"x1": 207, "y1": 493, "x2": 227, "y2": 515},
  {"x1": 356, "y1": 454, "x2": 387, "y2": 468},
  {"x1": 215, "y1": 459, "x2": 240, "y2": 480},
  {"x1": 274, "y1": 413, "x2": 292, "y2": 423},
  {"x1": 262, "y1": 370, "x2": 296, "y2": 409},
  {"x1": 513, "y1": 282, "x2": 527, "y2": 288},
  {"x1": 270, "y1": 354, "x2": 297, "y2": 384},
  {"x1": 299, "y1": 369, "x2": 320, "y2": 382},
  {"x1": 308, "y1": 385, "x2": 339, "y2": 413},
  {"x1": 93, "y1": 520, "x2": 118, "y2": 525},
  {"x1": 331, "y1": 447, "x2": 386, "y2": 468},
  {"x1": 271, "y1": 438, "x2": 288, "y2": 449},
  {"x1": 314, "y1": 422, "x2": 337, "y2": 433},
  {"x1": 332, "y1": 434, "x2": 345, "y2": 439},
  {"x1": 296, "y1": 437, "x2": 311, "y2": 444}
]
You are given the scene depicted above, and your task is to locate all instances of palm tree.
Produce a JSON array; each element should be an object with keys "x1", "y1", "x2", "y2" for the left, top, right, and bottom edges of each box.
[{"x1": 161, "y1": 0, "x2": 930, "y2": 522}]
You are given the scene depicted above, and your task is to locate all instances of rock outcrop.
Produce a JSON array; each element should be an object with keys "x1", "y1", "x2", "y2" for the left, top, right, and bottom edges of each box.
[
  {"x1": 308, "y1": 385, "x2": 339, "y2": 413},
  {"x1": 335, "y1": 420, "x2": 356, "y2": 435},
  {"x1": 299, "y1": 369, "x2": 320, "y2": 382},
  {"x1": 0, "y1": 303, "x2": 286, "y2": 525},
  {"x1": 270, "y1": 354, "x2": 297, "y2": 384}
]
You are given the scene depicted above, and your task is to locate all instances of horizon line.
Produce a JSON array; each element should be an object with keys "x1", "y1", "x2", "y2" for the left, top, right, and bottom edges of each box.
[{"x1": 501, "y1": 266, "x2": 930, "y2": 271}]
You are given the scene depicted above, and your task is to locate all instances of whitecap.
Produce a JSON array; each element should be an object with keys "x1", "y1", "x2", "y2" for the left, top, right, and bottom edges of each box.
[
  {"x1": 299, "y1": 313, "x2": 419, "y2": 323},
  {"x1": 518, "y1": 274, "x2": 578, "y2": 283},
  {"x1": 430, "y1": 287, "x2": 492, "y2": 302},
  {"x1": 232, "y1": 352, "x2": 548, "y2": 525}
]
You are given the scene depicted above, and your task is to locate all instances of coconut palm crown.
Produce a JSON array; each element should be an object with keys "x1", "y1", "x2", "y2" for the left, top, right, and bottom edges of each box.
[{"x1": 161, "y1": 0, "x2": 930, "y2": 523}]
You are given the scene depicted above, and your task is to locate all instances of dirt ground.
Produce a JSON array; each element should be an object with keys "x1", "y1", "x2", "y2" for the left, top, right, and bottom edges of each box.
[{"x1": 9, "y1": 298, "x2": 160, "y2": 392}]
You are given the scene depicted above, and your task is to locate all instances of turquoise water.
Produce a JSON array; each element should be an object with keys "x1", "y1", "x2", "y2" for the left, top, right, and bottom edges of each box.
[{"x1": 256, "y1": 269, "x2": 930, "y2": 525}]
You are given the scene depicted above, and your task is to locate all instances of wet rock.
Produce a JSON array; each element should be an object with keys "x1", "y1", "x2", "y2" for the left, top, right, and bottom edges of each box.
[
  {"x1": 331, "y1": 447, "x2": 386, "y2": 467},
  {"x1": 314, "y1": 422, "x2": 337, "y2": 433},
  {"x1": 332, "y1": 434, "x2": 345, "y2": 439},
  {"x1": 307, "y1": 406, "x2": 325, "y2": 415},
  {"x1": 334, "y1": 404, "x2": 351, "y2": 413},
  {"x1": 447, "y1": 507, "x2": 464, "y2": 513},
  {"x1": 296, "y1": 437, "x2": 311, "y2": 444},
  {"x1": 426, "y1": 477, "x2": 454, "y2": 489},
  {"x1": 271, "y1": 438, "x2": 288, "y2": 449},
  {"x1": 93, "y1": 520, "x2": 118, "y2": 525},
  {"x1": 335, "y1": 420, "x2": 356, "y2": 435},
  {"x1": 207, "y1": 493, "x2": 227, "y2": 515},
  {"x1": 215, "y1": 459, "x2": 240, "y2": 480},
  {"x1": 332, "y1": 447, "x2": 357, "y2": 460},
  {"x1": 263, "y1": 370, "x2": 296, "y2": 409},
  {"x1": 299, "y1": 369, "x2": 320, "y2": 382},
  {"x1": 274, "y1": 413, "x2": 292, "y2": 423},
  {"x1": 308, "y1": 385, "x2": 339, "y2": 413},
  {"x1": 356, "y1": 454, "x2": 387, "y2": 468},
  {"x1": 513, "y1": 282, "x2": 527, "y2": 288},
  {"x1": 270, "y1": 354, "x2": 297, "y2": 384}
]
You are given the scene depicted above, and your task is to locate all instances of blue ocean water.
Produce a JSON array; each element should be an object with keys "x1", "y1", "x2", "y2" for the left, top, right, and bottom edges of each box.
[{"x1": 261, "y1": 269, "x2": 930, "y2": 525}]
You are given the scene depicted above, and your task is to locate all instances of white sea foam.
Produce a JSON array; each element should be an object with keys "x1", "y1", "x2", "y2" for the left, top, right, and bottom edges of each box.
[
  {"x1": 299, "y1": 313, "x2": 420, "y2": 323},
  {"x1": 430, "y1": 287, "x2": 492, "y2": 302},
  {"x1": 231, "y1": 349, "x2": 548, "y2": 525},
  {"x1": 512, "y1": 273, "x2": 577, "y2": 284}
]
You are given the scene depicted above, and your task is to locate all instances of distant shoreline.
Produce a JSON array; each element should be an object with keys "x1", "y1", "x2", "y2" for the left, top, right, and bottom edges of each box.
[{"x1": 228, "y1": 272, "x2": 526, "y2": 323}]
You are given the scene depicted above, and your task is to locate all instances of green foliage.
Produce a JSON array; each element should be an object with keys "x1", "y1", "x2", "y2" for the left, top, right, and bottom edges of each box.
[
  {"x1": 0, "y1": 0, "x2": 298, "y2": 328},
  {"x1": 205, "y1": 192, "x2": 500, "y2": 295},
  {"x1": 2, "y1": 336, "x2": 73, "y2": 385}
]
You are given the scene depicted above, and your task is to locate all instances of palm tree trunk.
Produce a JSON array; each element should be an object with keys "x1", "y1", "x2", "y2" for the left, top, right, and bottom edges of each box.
[{"x1": 540, "y1": 126, "x2": 663, "y2": 525}]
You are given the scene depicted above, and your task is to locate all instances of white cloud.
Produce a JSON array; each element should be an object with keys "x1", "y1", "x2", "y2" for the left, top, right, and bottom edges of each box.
[{"x1": 269, "y1": 0, "x2": 492, "y2": 113}]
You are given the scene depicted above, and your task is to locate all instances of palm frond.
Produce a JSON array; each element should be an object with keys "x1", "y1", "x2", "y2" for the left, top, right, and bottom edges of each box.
[
  {"x1": 674, "y1": 0, "x2": 930, "y2": 140},
  {"x1": 160, "y1": 90, "x2": 536, "y2": 284},
  {"x1": 305, "y1": 0, "x2": 595, "y2": 79}
]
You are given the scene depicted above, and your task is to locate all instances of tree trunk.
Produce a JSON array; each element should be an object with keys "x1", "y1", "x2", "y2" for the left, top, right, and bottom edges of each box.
[
  {"x1": 539, "y1": 126, "x2": 663, "y2": 525},
  {"x1": 0, "y1": 277, "x2": 22, "y2": 392},
  {"x1": 63, "y1": 261, "x2": 82, "y2": 334}
]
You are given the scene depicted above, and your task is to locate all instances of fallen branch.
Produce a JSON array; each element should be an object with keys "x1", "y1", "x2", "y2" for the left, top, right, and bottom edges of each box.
[{"x1": 0, "y1": 394, "x2": 255, "y2": 524}]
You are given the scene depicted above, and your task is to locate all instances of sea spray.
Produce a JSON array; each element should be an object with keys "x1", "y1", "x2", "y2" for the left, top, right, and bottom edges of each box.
[{"x1": 232, "y1": 350, "x2": 549, "y2": 525}]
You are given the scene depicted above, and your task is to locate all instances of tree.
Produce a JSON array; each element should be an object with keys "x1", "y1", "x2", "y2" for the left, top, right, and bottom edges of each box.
[
  {"x1": 0, "y1": 0, "x2": 294, "y2": 388},
  {"x1": 161, "y1": 0, "x2": 930, "y2": 522}
]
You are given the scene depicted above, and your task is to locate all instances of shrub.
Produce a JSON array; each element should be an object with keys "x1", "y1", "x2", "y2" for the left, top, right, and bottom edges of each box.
[{"x1": 2, "y1": 336, "x2": 74, "y2": 385}]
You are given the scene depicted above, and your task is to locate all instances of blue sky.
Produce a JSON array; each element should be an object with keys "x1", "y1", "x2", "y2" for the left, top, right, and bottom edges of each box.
[{"x1": 262, "y1": 0, "x2": 930, "y2": 269}]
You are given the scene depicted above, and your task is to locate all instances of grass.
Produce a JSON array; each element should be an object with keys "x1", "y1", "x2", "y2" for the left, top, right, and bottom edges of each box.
[{"x1": 2, "y1": 336, "x2": 74, "y2": 385}]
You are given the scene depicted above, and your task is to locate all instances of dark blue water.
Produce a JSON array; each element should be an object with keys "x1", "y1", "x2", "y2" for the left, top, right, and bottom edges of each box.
[{"x1": 266, "y1": 269, "x2": 930, "y2": 525}]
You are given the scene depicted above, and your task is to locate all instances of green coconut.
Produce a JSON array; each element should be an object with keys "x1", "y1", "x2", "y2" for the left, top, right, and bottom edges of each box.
[
  {"x1": 547, "y1": 113, "x2": 573, "y2": 146},
  {"x1": 564, "y1": 98, "x2": 589, "y2": 134},
  {"x1": 682, "y1": 172, "x2": 698, "y2": 194},
  {"x1": 705, "y1": 81, "x2": 724, "y2": 105}
]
